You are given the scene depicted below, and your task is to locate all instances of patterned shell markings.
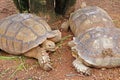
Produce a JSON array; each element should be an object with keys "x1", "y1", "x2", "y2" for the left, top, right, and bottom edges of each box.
[
  {"x1": 74, "y1": 27, "x2": 120, "y2": 67},
  {"x1": 0, "y1": 14, "x2": 51, "y2": 54},
  {"x1": 69, "y1": 6, "x2": 114, "y2": 36}
]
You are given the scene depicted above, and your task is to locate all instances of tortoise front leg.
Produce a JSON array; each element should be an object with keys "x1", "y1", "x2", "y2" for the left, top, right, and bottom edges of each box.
[
  {"x1": 73, "y1": 58, "x2": 91, "y2": 76},
  {"x1": 61, "y1": 21, "x2": 69, "y2": 31},
  {"x1": 24, "y1": 46, "x2": 53, "y2": 71},
  {"x1": 37, "y1": 48, "x2": 53, "y2": 71}
]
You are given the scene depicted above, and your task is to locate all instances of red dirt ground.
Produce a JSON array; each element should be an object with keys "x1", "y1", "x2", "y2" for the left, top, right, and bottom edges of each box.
[{"x1": 0, "y1": 0, "x2": 120, "y2": 80}]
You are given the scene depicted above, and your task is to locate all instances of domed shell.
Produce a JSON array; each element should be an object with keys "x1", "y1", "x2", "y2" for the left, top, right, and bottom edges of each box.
[
  {"x1": 69, "y1": 6, "x2": 114, "y2": 36},
  {"x1": 73, "y1": 27, "x2": 120, "y2": 67},
  {"x1": 0, "y1": 13, "x2": 52, "y2": 54}
]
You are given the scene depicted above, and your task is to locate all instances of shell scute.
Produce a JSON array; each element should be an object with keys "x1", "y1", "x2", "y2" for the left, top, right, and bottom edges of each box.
[
  {"x1": 69, "y1": 6, "x2": 114, "y2": 36},
  {"x1": 16, "y1": 27, "x2": 37, "y2": 43},
  {"x1": 74, "y1": 27, "x2": 120, "y2": 66}
]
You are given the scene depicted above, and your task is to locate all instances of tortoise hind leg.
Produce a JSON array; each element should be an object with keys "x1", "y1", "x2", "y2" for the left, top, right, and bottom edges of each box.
[
  {"x1": 24, "y1": 46, "x2": 53, "y2": 71},
  {"x1": 73, "y1": 58, "x2": 91, "y2": 76}
]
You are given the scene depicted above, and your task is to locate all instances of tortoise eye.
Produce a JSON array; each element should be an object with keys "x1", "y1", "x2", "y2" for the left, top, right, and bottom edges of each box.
[{"x1": 48, "y1": 44, "x2": 51, "y2": 47}]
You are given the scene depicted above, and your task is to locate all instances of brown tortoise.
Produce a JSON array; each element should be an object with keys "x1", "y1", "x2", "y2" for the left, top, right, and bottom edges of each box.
[
  {"x1": 69, "y1": 27, "x2": 120, "y2": 75},
  {"x1": 0, "y1": 13, "x2": 61, "y2": 71},
  {"x1": 61, "y1": 3, "x2": 114, "y2": 36}
]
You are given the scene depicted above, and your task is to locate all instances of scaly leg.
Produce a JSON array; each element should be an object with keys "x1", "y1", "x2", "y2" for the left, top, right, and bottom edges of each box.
[
  {"x1": 24, "y1": 46, "x2": 53, "y2": 71},
  {"x1": 73, "y1": 58, "x2": 91, "y2": 76}
]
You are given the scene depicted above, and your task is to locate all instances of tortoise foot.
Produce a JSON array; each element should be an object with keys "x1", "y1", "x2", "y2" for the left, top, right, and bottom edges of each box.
[
  {"x1": 73, "y1": 59, "x2": 91, "y2": 76},
  {"x1": 38, "y1": 54, "x2": 53, "y2": 71}
]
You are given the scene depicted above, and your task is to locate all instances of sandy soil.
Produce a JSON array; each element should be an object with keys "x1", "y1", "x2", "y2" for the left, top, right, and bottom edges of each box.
[{"x1": 0, "y1": 0, "x2": 120, "y2": 80}]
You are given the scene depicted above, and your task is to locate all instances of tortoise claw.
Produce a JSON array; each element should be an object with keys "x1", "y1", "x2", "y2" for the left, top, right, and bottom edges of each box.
[
  {"x1": 82, "y1": 68, "x2": 91, "y2": 76},
  {"x1": 43, "y1": 63, "x2": 53, "y2": 71}
]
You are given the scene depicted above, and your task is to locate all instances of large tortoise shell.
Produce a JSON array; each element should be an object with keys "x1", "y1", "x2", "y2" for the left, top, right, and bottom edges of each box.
[
  {"x1": 69, "y1": 6, "x2": 114, "y2": 36},
  {"x1": 73, "y1": 27, "x2": 120, "y2": 67},
  {"x1": 0, "y1": 13, "x2": 52, "y2": 54}
]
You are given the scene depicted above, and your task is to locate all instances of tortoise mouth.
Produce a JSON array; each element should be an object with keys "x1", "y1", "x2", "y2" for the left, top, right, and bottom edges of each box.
[{"x1": 47, "y1": 48, "x2": 56, "y2": 52}]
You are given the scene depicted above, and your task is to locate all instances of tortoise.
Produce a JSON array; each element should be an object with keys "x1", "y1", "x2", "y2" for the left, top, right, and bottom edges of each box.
[
  {"x1": 68, "y1": 27, "x2": 120, "y2": 75},
  {"x1": 61, "y1": 3, "x2": 114, "y2": 36},
  {"x1": 0, "y1": 13, "x2": 61, "y2": 71}
]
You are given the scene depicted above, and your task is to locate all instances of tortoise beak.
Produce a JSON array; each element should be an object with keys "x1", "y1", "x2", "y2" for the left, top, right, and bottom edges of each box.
[
  {"x1": 50, "y1": 49, "x2": 56, "y2": 52},
  {"x1": 48, "y1": 47, "x2": 56, "y2": 52}
]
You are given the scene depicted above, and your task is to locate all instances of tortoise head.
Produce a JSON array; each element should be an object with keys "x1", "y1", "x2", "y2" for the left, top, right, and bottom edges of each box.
[{"x1": 42, "y1": 40, "x2": 56, "y2": 51}]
